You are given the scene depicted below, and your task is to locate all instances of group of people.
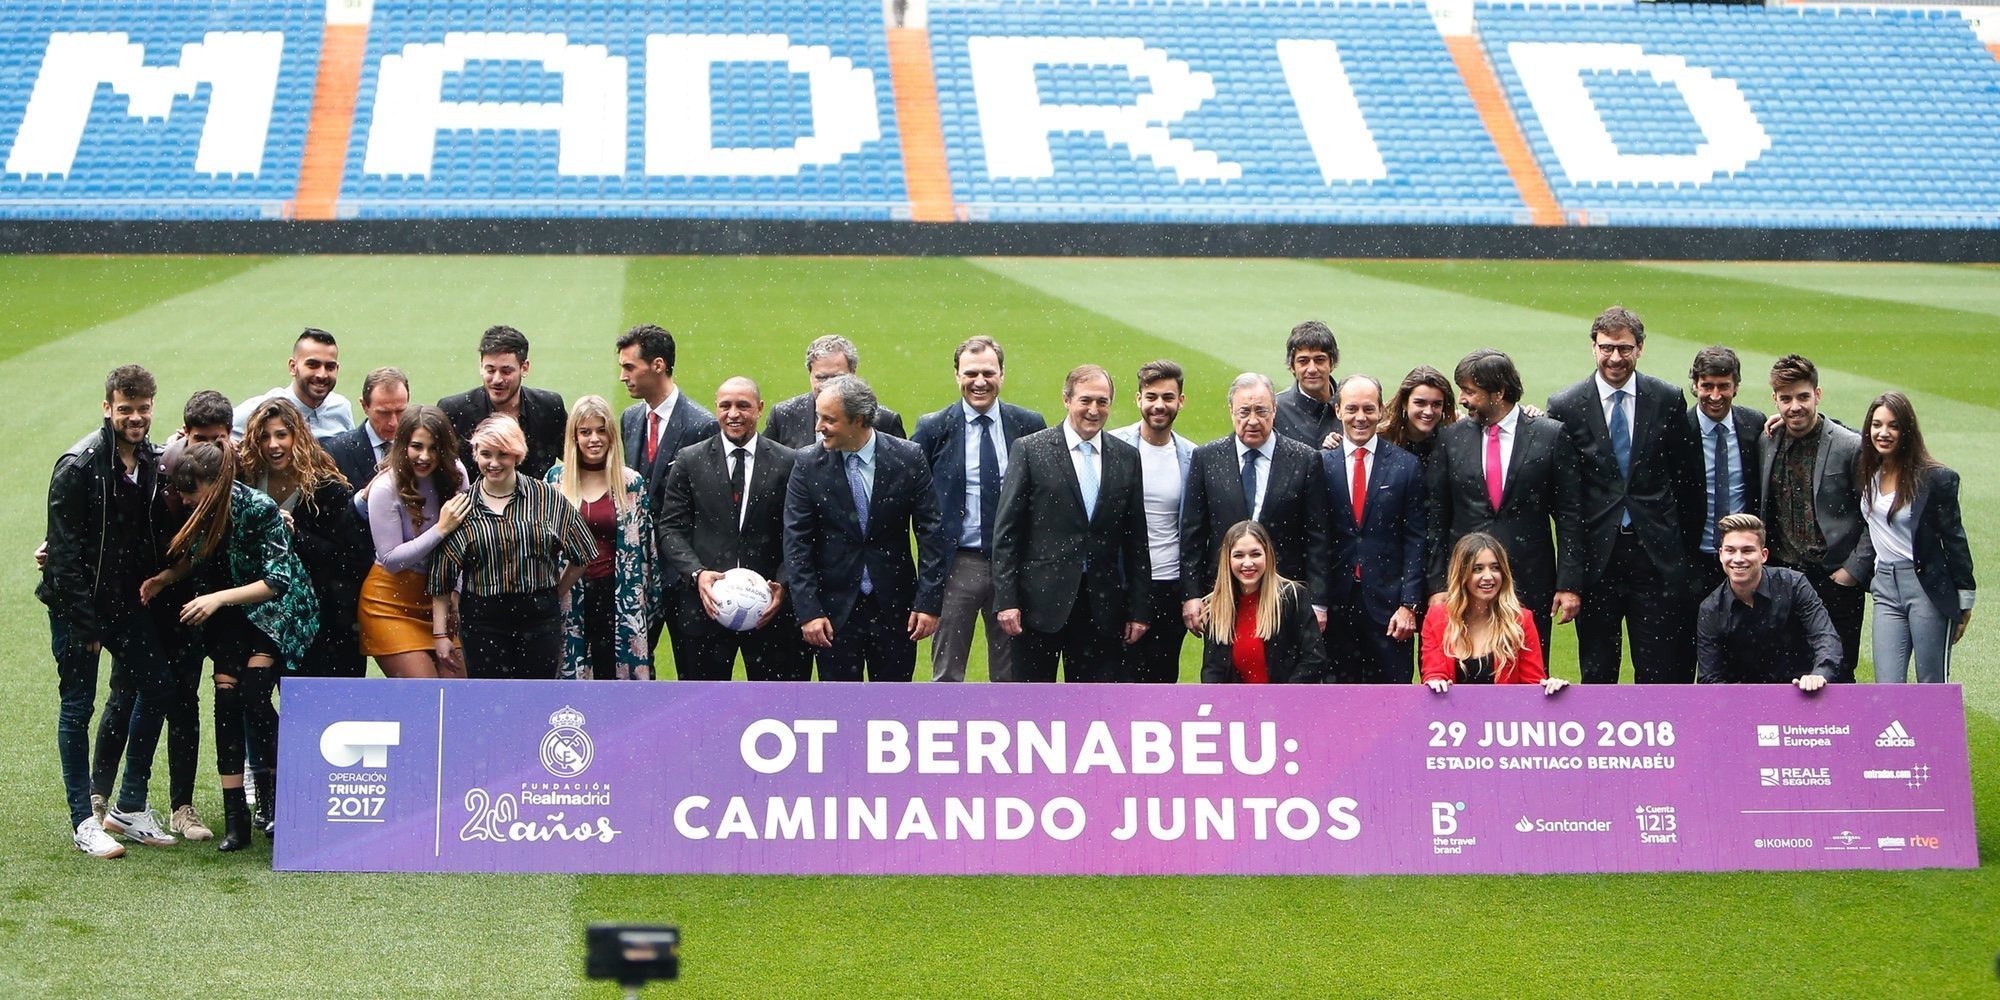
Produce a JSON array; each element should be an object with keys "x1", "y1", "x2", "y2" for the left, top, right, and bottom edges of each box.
[{"x1": 43, "y1": 310, "x2": 1974, "y2": 860}]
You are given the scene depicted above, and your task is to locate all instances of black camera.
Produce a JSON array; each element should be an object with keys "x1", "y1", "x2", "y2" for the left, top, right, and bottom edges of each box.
[{"x1": 586, "y1": 923, "x2": 680, "y2": 992}]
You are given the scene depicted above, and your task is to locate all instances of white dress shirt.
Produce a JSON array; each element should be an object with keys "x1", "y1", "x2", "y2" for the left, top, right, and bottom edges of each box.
[{"x1": 723, "y1": 434, "x2": 758, "y2": 529}]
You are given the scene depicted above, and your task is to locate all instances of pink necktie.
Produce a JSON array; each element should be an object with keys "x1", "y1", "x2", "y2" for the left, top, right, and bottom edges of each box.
[{"x1": 1484, "y1": 424, "x2": 1504, "y2": 512}]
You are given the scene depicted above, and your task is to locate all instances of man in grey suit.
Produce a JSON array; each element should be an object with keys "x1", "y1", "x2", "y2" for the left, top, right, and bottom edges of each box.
[
  {"x1": 993, "y1": 365, "x2": 1150, "y2": 683},
  {"x1": 616, "y1": 323, "x2": 718, "y2": 669},
  {"x1": 910, "y1": 335, "x2": 1046, "y2": 683},
  {"x1": 761, "y1": 335, "x2": 905, "y2": 448},
  {"x1": 1758, "y1": 354, "x2": 1868, "y2": 682},
  {"x1": 1107, "y1": 359, "x2": 1194, "y2": 683}
]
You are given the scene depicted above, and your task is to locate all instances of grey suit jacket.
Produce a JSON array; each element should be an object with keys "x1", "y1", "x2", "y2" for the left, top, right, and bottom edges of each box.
[{"x1": 1757, "y1": 416, "x2": 1866, "y2": 577}]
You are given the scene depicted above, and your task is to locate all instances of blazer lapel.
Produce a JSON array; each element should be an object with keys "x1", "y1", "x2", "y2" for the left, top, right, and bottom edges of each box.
[
  {"x1": 1504, "y1": 415, "x2": 1537, "y2": 511},
  {"x1": 1631, "y1": 381, "x2": 1662, "y2": 458}
]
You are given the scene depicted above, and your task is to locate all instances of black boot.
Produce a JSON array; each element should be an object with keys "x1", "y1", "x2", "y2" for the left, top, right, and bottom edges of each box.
[
  {"x1": 217, "y1": 786, "x2": 253, "y2": 852},
  {"x1": 252, "y1": 769, "x2": 276, "y2": 836}
]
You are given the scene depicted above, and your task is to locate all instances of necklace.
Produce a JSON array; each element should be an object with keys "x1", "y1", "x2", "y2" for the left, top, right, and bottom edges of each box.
[{"x1": 481, "y1": 482, "x2": 516, "y2": 500}]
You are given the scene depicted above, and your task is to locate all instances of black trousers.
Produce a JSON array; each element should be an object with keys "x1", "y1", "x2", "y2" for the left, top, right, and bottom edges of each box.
[
  {"x1": 1121, "y1": 582, "x2": 1185, "y2": 683},
  {"x1": 1775, "y1": 560, "x2": 1866, "y2": 683},
  {"x1": 674, "y1": 589, "x2": 806, "y2": 681},
  {"x1": 208, "y1": 606, "x2": 279, "y2": 777},
  {"x1": 1332, "y1": 593, "x2": 1412, "y2": 685},
  {"x1": 462, "y1": 591, "x2": 563, "y2": 680},
  {"x1": 1576, "y1": 530, "x2": 1693, "y2": 684},
  {"x1": 817, "y1": 593, "x2": 915, "y2": 682},
  {"x1": 296, "y1": 610, "x2": 366, "y2": 679},
  {"x1": 1014, "y1": 582, "x2": 1119, "y2": 683},
  {"x1": 94, "y1": 602, "x2": 204, "y2": 809},
  {"x1": 576, "y1": 575, "x2": 620, "y2": 680}
]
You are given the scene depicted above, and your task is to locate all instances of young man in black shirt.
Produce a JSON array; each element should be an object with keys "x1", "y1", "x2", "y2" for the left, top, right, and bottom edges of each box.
[{"x1": 1695, "y1": 514, "x2": 1839, "y2": 691}]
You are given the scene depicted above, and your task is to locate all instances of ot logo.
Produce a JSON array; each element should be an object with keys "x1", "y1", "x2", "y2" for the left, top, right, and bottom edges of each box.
[
  {"x1": 320, "y1": 721, "x2": 402, "y2": 768},
  {"x1": 1431, "y1": 801, "x2": 1466, "y2": 836}
]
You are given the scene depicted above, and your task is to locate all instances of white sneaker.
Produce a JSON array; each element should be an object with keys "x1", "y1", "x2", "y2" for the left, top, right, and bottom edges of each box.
[
  {"x1": 103, "y1": 805, "x2": 177, "y2": 846},
  {"x1": 74, "y1": 817, "x2": 125, "y2": 859},
  {"x1": 90, "y1": 793, "x2": 106, "y2": 824},
  {"x1": 170, "y1": 804, "x2": 213, "y2": 842}
]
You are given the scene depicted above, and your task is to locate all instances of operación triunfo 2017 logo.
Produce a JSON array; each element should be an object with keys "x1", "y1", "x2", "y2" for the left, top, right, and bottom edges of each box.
[
  {"x1": 319, "y1": 721, "x2": 400, "y2": 824},
  {"x1": 541, "y1": 705, "x2": 594, "y2": 777}
]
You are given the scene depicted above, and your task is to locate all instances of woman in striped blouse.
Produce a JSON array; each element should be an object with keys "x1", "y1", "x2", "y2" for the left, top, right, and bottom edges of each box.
[{"x1": 428, "y1": 415, "x2": 595, "y2": 680}]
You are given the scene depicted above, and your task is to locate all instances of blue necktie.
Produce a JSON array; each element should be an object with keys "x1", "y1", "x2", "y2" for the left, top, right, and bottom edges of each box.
[
  {"x1": 1240, "y1": 447, "x2": 1260, "y2": 519},
  {"x1": 846, "y1": 452, "x2": 872, "y2": 595},
  {"x1": 1077, "y1": 440, "x2": 1098, "y2": 520},
  {"x1": 1710, "y1": 422, "x2": 1729, "y2": 549},
  {"x1": 976, "y1": 413, "x2": 999, "y2": 554},
  {"x1": 1609, "y1": 389, "x2": 1631, "y2": 527}
]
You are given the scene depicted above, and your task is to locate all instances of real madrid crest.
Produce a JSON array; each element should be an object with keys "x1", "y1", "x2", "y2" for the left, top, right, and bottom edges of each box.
[{"x1": 541, "y1": 705, "x2": 594, "y2": 778}]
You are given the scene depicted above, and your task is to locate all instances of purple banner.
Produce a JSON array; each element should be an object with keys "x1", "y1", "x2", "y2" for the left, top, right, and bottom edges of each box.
[{"x1": 275, "y1": 680, "x2": 1977, "y2": 875}]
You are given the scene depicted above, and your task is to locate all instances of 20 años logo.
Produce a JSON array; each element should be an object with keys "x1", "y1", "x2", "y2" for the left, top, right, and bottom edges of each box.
[{"x1": 458, "y1": 705, "x2": 621, "y2": 846}]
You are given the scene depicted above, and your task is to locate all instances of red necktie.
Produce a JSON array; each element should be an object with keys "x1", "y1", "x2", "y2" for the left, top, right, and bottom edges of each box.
[
  {"x1": 1484, "y1": 424, "x2": 1504, "y2": 512},
  {"x1": 1351, "y1": 445, "x2": 1367, "y2": 580},
  {"x1": 646, "y1": 411, "x2": 660, "y2": 463}
]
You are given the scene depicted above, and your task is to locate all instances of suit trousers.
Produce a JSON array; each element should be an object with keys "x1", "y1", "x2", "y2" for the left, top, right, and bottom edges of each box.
[
  {"x1": 675, "y1": 589, "x2": 806, "y2": 681},
  {"x1": 930, "y1": 550, "x2": 1016, "y2": 682},
  {"x1": 1870, "y1": 560, "x2": 1952, "y2": 684},
  {"x1": 1013, "y1": 581, "x2": 1119, "y2": 683},
  {"x1": 1121, "y1": 581, "x2": 1186, "y2": 683},
  {"x1": 1775, "y1": 560, "x2": 1866, "y2": 684},
  {"x1": 817, "y1": 593, "x2": 916, "y2": 682},
  {"x1": 1577, "y1": 530, "x2": 1693, "y2": 684},
  {"x1": 1334, "y1": 593, "x2": 1411, "y2": 685}
]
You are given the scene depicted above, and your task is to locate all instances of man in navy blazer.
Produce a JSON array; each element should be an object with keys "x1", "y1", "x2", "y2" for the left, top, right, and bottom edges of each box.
[
  {"x1": 615, "y1": 324, "x2": 718, "y2": 668},
  {"x1": 783, "y1": 375, "x2": 948, "y2": 682},
  {"x1": 324, "y1": 367, "x2": 410, "y2": 497},
  {"x1": 992, "y1": 366, "x2": 1150, "y2": 683},
  {"x1": 1687, "y1": 346, "x2": 1767, "y2": 599},
  {"x1": 1323, "y1": 375, "x2": 1427, "y2": 684},
  {"x1": 910, "y1": 335, "x2": 1047, "y2": 683}
]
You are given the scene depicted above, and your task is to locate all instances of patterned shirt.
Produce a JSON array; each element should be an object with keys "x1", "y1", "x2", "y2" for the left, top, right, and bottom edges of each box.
[
  {"x1": 1769, "y1": 420, "x2": 1827, "y2": 569},
  {"x1": 428, "y1": 476, "x2": 595, "y2": 597}
]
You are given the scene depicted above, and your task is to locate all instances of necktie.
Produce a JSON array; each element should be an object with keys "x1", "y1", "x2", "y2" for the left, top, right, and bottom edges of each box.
[
  {"x1": 1484, "y1": 424, "x2": 1504, "y2": 512},
  {"x1": 375, "y1": 440, "x2": 388, "y2": 463},
  {"x1": 1077, "y1": 440, "x2": 1099, "y2": 520},
  {"x1": 1240, "y1": 447, "x2": 1260, "y2": 519},
  {"x1": 646, "y1": 410, "x2": 660, "y2": 464},
  {"x1": 1609, "y1": 389, "x2": 1631, "y2": 526},
  {"x1": 975, "y1": 413, "x2": 999, "y2": 554},
  {"x1": 730, "y1": 447, "x2": 748, "y2": 527},
  {"x1": 1710, "y1": 423, "x2": 1729, "y2": 549},
  {"x1": 1351, "y1": 445, "x2": 1368, "y2": 528},
  {"x1": 846, "y1": 452, "x2": 872, "y2": 595}
]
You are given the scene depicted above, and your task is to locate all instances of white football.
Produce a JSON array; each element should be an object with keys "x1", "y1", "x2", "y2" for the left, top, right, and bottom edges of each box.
[{"x1": 711, "y1": 567, "x2": 774, "y2": 632}]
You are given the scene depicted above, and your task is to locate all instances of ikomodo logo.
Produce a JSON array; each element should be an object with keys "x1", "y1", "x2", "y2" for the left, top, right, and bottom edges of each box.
[
  {"x1": 319, "y1": 721, "x2": 399, "y2": 825},
  {"x1": 459, "y1": 705, "x2": 622, "y2": 846}
]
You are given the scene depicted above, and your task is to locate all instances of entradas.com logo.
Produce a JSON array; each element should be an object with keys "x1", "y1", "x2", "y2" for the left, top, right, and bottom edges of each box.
[
  {"x1": 1863, "y1": 764, "x2": 1930, "y2": 788},
  {"x1": 1875, "y1": 721, "x2": 1915, "y2": 748},
  {"x1": 541, "y1": 706, "x2": 594, "y2": 778}
]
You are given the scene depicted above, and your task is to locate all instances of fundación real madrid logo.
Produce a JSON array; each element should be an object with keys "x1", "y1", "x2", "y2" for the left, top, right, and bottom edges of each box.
[{"x1": 540, "y1": 706, "x2": 594, "y2": 778}]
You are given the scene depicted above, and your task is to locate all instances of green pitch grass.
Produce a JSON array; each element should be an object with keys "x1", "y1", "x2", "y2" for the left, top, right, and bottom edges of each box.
[{"x1": 1, "y1": 255, "x2": 1995, "y2": 997}]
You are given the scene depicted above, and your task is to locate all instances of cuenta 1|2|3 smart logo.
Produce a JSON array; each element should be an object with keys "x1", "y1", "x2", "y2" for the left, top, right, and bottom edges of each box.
[
  {"x1": 460, "y1": 706, "x2": 622, "y2": 847},
  {"x1": 318, "y1": 721, "x2": 400, "y2": 824},
  {"x1": 1633, "y1": 804, "x2": 1677, "y2": 845}
]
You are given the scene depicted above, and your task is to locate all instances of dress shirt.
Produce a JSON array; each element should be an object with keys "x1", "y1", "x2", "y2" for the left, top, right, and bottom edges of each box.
[
  {"x1": 961, "y1": 400, "x2": 1008, "y2": 548},
  {"x1": 427, "y1": 477, "x2": 595, "y2": 597},
  {"x1": 365, "y1": 421, "x2": 391, "y2": 465},
  {"x1": 1484, "y1": 404, "x2": 1521, "y2": 495},
  {"x1": 232, "y1": 385, "x2": 355, "y2": 440},
  {"x1": 1340, "y1": 434, "x2": 1377, "y2": 494},
  {"x1": 845, "y1": 430, "x2": 878, "y2": 498},
  {"x1": 1695, "y1": 566, "x2": 1842, "y2": 683},
  {"x1": 1697, "y1": 408, "x2": 1745, "y2": 551},
  {"x1": 1064, "y1": 421, "x2": 1103, "y2": 497},
  {"x1": 647, "y1": 387, "x2": 681, "y2": 456},
  {"x1": 725, "y1": 433, "x2": 758, "y2": 529},
  {"x1": 1594, "y1": 372, "x2": 1637, "y2": 447},
  {"x1": 1232, "y1": 434, "x2": 1277, "y2": 519}
]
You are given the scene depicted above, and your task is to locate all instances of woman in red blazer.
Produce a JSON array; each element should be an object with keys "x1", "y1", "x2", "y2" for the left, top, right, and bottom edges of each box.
[{"x1": 1422, "y1": 532, "x2": 1569, "y2": 694}]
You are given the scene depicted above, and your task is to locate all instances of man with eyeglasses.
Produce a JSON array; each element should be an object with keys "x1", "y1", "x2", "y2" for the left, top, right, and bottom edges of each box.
[
  {"x1": 762, "y1": 334, "x2": 906, "y2": 449},
  {"x1": 1545, "y1": 307, "x2": 1704, "y2": 684},
  {"x1": 1179, "y1": 373, "x2": 1332, "y2": 637}
]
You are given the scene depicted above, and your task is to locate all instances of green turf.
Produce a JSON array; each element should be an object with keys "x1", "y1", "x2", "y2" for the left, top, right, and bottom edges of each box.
[{"x1": 1, "y1": 256, "x2": 1995, "y2": 997}]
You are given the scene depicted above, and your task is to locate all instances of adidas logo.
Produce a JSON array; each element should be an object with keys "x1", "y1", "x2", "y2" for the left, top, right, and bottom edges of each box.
[{"x1": 1875, "y1": 721, "x2": 1915, "y2": 748}]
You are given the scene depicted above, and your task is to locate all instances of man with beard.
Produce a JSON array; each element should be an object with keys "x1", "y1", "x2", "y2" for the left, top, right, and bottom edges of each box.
[
  {"x1": 231, "y1": 328, "x2": 352, "y2": 440},
  {"x1": 440, "y1": 325, "x2": 569, "y2": 480},
  {"x1": 1108, "y1": 360, "x2": 1195, "y2": 682}
]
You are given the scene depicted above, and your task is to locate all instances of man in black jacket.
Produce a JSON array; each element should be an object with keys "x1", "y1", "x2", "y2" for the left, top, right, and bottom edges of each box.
[
  {"x1": 439, "y1": 325, "x2": 568, "y2": 481},
  {"x1": 762, "y1": 334, "x2": 906, "y2": 448},
  {"x1": 1545, "y1": 308, "x2": 1704, "y2": 684},
  {"x1": 323, "y1": 366, "x2": 409, "y2": 493},
  {"x1": 41, "y1": 365, "x2": 179, "y2": 856},
  {"x1": 1273, "y1": 320, "x2": 1340, "y2": 448},
  {"x1": 1696, "y1": 515, "x2": 1838, "y2": 690}
]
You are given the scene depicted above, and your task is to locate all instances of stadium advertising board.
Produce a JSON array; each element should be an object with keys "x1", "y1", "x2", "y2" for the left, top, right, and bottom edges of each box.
[{"x1": 278, "y1": 680, "x2": 1976, "y2": 875}]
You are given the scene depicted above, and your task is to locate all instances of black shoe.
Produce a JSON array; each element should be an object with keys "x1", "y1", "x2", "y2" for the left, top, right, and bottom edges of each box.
[
  {"x1": 252, "y1": 769, "x2": 276, "y2": 836},
  {"x1": 217, "y1": 786, "x2": 253, "y2": 853}
]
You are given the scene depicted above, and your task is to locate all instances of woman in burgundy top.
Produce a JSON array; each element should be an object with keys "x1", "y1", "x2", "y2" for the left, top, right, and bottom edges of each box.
[
  {"x1": 546, "y1": 395, "x2": 658, "y2": 680},
  {"x1": 1200, "y1": 521, "x2": 1328, "y2": 683},
  {"x1": 1421, "y1": 532, "x2": 1569, "y2": 694}
]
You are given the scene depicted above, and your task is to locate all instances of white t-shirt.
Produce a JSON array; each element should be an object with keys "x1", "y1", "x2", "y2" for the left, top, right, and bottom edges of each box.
[{"x1": 1138, "y1": 439, "x2": 1182, "y2": 581}]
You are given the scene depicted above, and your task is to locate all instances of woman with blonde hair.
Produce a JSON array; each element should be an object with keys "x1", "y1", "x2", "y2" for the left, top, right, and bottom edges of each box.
[
  {"x1": 1199, "y1": 520, "x2": 1327, "y2": 683},
  {"x1": 359, "y1": 404, "x2": 472, "y2": 678},
  {"x1": 1421, "y1": 533, "x2": 1567, "y2": 694},
  {"x1": 545, "y1": 395, "x2": 658, "y2": 680}
]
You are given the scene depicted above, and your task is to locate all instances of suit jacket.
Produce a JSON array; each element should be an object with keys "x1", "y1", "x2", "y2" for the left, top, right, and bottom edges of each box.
[
  {"x1": 1545, "y1": 372, "x2": 1703, "y2": 588},
  {"x1": 658, "y1": 434, "x2": 799, "y2": 587},
  {"x1": 1425, "y1": 409, "x2": 1583, "y2": 606},
  {"x1": 439, "y1": 384, "x2": 569, "y2": 481},
  {"x1": 910, "y1": 400, "x2": 1048, "y2": 575},
  {"x1": 323, "y1": 426, "x2": 383, "y2": 496},
  {"x1": 622, "y1": 394, "x2": 720, "y2": 570},
  {"x1": 1850, "y1": 465, "x2": 1976, "y2": 622},
  {"x1": 1757, "y1": 416, "x2": 1866, "y2": 576},
  {"x1": 1322, "y1": 438, "x2": 1427, "y2": 623},
  {"x1": 1273, "y1": 384, "x2": 1338, "y2": 449},
  {"x1": 1200, "y1": 582, "x2": 1329, "y2": 683},
  {"x1": 762, "y1": 391, "x2": 905, "y2": 450},
  {"x1": 991, "y1": 426, "x2": 1150, "y2": 633},
  {"x1": 782, "y1": 434, "x2": 948, "y2": 629},
  {"x1": 1687, "y1": 404, "x2": 1767, "y2": 550},
  {"x1": 1179, "y1": 434, "x2": 1332, "y2": 607}
]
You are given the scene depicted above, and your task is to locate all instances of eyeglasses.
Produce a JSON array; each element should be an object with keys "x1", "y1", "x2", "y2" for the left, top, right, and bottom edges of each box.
[
  {"x1": 1232, "y1": 406, "x2": 1274, "y2": 420},
  {"x1": 1593, "y1": 343, "x2": 1639, "y2": 358}
]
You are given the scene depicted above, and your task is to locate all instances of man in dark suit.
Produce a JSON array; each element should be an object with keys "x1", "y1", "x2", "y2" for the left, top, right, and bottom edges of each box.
[
  {"x1": 1758, "y1": 354, "x2": 1868, "y2": 683},
  {"x1": 911, "y1": 335, "x2": 1047, "y2": 683},
  {"x1": 762, "y1": 334, "x2": 906, "y2": 448},
  {"x1": 616, "y1": 323, "x2": 719, "y2": 669},
  {"x1": 1272, "y1": 320, "x2": 1339, "y2": 447},
  {"x1": 438, "y1": 325, "x2": 568, "y2": 480},
  {"x1": 1688, "y1": 346, "x2": 1766, "y2": 598},
  {"x1": 1545, "y1": 307, "x2": 1704, "y2": 684},
  {"x1": 1179, "y1": 373, "x2": 1332, "y2": 635},
  {"x1": 658, "y1": 377, "x2": 801, "y2": 681},
  {"x1": 783, "y1": 375, "x2": 948, "y2": 682},
  {"x1": 993, "y1": 365, "x2": 1150, "y2": 683},
  {"x1": 1323, "y1": 375, "x2": 1426, "y2": 684},
  {"x1": 324, "y1": 366, "x2": 408, "y2": 493},
  {"x1": 1426, "y1": 349, "x2": 1583, "y2": 663}
]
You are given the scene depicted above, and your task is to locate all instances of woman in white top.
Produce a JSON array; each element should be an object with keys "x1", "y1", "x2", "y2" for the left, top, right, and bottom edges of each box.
[{"x1": 1853, "y1": 392, "x2": 1974, "y2": 682}]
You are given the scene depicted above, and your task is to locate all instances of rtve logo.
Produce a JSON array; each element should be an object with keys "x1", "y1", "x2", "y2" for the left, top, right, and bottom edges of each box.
[{"x1": 320, "y1": 721, "x2": 402, "y2": 768}]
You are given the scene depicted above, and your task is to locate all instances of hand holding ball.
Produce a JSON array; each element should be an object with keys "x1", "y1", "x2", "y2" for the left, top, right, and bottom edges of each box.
[{"x1": 710, "y1": 568, "x2": 774, "y2": 632}]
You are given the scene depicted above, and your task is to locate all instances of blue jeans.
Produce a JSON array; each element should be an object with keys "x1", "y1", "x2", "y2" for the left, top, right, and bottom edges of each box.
[
  {"x1": 52, "y1": 606, "x2": 174, "y2": 826},
  {"x1": 1871, "y1": 561, "x2": 1953, "y2": 683}
]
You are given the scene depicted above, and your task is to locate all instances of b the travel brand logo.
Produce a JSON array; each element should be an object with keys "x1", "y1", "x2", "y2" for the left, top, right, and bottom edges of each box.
[
  {"x1": 1875, "y1": 721, "x2": 1915, "y2": 748},
  {"x1": 541, "y1": 706, "x2": 594, "y2": 778},
  {"x1": 1759, "y1": 766, "x2": 1831, "y2": 788},
  {"x1": 319, "y1": 720, "x2": 401, "y2": 768},
  {"x1": 1430, "y1": 802, "x2": 1475, "y2": 854},
  {"x1": 1862, "y1": 764, "x2": 1930, "y2": 788}
]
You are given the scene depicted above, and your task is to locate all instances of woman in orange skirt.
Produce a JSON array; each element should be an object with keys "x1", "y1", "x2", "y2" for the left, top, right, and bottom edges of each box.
[{"x1": 360, "y1": 405, "x2": 471, "y2": 677}]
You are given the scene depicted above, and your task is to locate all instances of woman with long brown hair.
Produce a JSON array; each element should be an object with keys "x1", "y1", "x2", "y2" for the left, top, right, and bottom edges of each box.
[
  {"x1": 1380, "y1": 365, "x2": 1457, "y2": 466},
  {"x1": 1198, "y1": 520, "x2": 1327, "y2": 683},
  {"x1": 359, "y1": 404, "x2": 471, "y2": 677},
  {"x1": 1855, "y1": 391, "x2": 1974, "y2": 682},
  {"x1": 1421, "y1": 533, "x2": 1567, "y2": 694}
]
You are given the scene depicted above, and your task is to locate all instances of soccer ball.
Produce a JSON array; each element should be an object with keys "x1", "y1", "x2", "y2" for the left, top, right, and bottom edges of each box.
[{"x1": 711, "y1": 567, "x2": 774, "y2": 632}]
